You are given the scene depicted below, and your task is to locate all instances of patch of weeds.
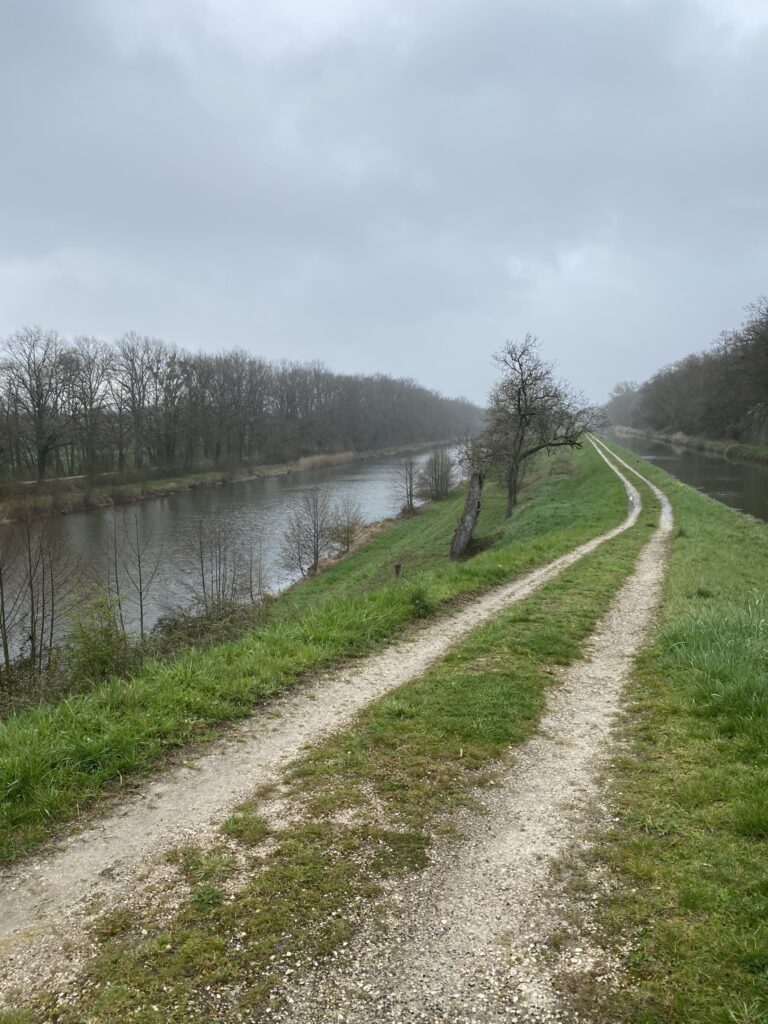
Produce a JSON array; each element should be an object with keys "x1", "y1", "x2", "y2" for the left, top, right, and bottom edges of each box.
[
  {"x1": 190, "y1": 883, "x2": 225, "y2": 912},
  {"x1": 90, "y1": 906, "x2": 138, "y2": 941},
  {"x1": 220, "y1": 804, "x2": 271, "y2": 847},
  {"x1": 166, "y1": 845, "x2": 238, "y2": 884},
  {"x1": 546, "y1": 929, "x2": 569, "y2": 953}
]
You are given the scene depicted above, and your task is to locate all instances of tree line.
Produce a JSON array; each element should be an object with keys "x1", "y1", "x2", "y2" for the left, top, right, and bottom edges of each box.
[
  {"x1": 604, "y1": 298, "x2": 768, "y2": 441},
  {"x1": 0, "y1": 326, "x2": 481, "y2": 482}
]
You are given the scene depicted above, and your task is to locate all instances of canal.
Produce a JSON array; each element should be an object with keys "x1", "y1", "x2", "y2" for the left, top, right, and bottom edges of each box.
[
  {"x1": 608, "y1": 430, "x2": 768, "y2": 523},
  {"x1": 15, "y1": 448, "x2": 437, "y2": 640}
]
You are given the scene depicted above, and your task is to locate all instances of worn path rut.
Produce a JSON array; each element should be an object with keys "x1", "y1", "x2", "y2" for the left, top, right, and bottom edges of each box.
[
  {"x1": 271, "y1": 441, "x2": 672, "y2": 1022},
  {"x1": 0, "y1": 440, "x2": 645, "y2": 1009}
]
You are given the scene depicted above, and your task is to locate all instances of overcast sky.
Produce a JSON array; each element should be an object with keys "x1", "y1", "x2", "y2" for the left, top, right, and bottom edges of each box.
[{"x1": 1, "y1": 1, "x2": 767, "y2": 404}]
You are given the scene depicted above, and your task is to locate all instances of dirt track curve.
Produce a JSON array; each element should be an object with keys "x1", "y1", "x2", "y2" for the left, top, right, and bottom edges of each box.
[
  {"x1": 269, "y1": 439, "x2": 673, "y2": 1023},
  {"x1": 0, "y1": 440, "x2": 654, "y2": 1011}
]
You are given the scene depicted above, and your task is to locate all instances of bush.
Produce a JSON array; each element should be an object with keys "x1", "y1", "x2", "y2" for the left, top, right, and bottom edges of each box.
[{"x1": 64, "y1": 596, "x2": 137, "y2": 685}]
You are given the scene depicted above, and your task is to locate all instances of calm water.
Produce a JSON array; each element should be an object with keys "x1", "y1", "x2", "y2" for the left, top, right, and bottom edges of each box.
[
  {"x1": 607, "y1": 430, "x2": 768, "y2": 523},
  {"x1": 22, "y1": 449, "x2": 436, "y2": 638}
]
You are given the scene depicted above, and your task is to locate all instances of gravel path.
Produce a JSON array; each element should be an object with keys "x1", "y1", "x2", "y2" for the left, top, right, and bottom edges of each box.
[
  {"x1": 0, "y1": 442, "x2": 641, "y2": 1008},
  {"x1": 269, "y1": 444, "x2": 672, "y2": 1023}
]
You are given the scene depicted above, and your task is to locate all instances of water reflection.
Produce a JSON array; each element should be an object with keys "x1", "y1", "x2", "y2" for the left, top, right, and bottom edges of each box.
[
  {"x1": 606, "y1": 430, "x2": 768, "y2": 523},
  {"x1": 19, "y1": 449, "x2": 435, "y2": 636}
]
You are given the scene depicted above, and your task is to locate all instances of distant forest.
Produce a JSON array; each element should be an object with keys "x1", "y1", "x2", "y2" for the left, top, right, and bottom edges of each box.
[
  {"x1": 605, "y1": 298, "x2": 768, "y2": 443},
  {"x1": 0, "y1": 327, "x2": 481, "y2": 481}
]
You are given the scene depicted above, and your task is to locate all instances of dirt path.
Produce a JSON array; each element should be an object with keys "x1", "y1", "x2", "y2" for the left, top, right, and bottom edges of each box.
[
  {"x1": 0, "y1": 442, "x2": 642, "y2": 1008},
  {"x1": 270, "y1": 445, "x2": 673, "y2": 1023}
]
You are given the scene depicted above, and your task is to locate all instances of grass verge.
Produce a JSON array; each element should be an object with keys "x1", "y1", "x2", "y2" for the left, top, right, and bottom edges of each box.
[
  {"x1": 0, "y1": 445, "x2": 626, "y2": 864},
  {"x1": 592, "y1": 445, "x2": 768, "y2": 1023},
  {"x1": 12, "y1": 469, "x2": 660, "y2": 1023}
]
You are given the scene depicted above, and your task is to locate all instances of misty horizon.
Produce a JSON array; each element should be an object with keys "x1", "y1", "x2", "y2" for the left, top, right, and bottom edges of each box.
[{"x1": 2, "y1": 1, "x2": 767, "y2": 404}]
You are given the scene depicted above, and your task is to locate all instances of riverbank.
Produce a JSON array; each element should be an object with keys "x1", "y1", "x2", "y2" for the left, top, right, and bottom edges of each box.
[
  {"x1": 0, "y1": 446, "x2": 645, "y2": 1021},
  {"x1": 0, "y1": 441, "x2": 442, "y2": 524},
  {"x1": 613, "y1": 424, "x2": 768, "y2": 465},
  {"x1": 0, "y1": 446, "x2": 625, "y2": 867}
]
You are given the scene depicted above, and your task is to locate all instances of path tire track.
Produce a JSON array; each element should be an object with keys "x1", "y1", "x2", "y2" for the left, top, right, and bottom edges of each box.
[
  {"x1": 0, "y1": 443, "x2": 644, "y2": 1008},
  {"x1": 269, "y1": 444, "x2": 672, "y2": 1023}
]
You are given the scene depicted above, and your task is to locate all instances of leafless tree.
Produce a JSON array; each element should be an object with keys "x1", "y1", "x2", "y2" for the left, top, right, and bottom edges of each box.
[
  {"x1": 392, "y1": 457, "x2": 418, "y2": 516},
  {"x1": 417, "y1": 447, "x2": 455, "y2": 501},
  {"x1": 0, "y1": 530, "x2": 24, "y2": 674},
  {"x1": 280, "y1": 487, "x2": 336, "y2": 577},
  {"x1": 185, "y1": 518, "x2": 261, "y2": 614},
  {"x1": 450, "y1": 337, "x2": 594, "y2": 558},
  {"x1": 484, "y1": 336, "x2": 593, "y2": 517},
  {"x1": 332, "y1": 493, "x2": 364, "y2": 553},
  {"x1": 15, "y1": 509, "x2": 80, "y2": 672},
  {"x1": 2, "y1": 327, "x2": 66, "y2": 480},
  {"x1": 71, "y1": 336, "x2": 113, "y2": 477},
  {"x1": 98, "y1": 510, "x2": 127, "y2": 634},
  {"x1": 122, "y1": 508, "x2": 163, "y2": 641}
]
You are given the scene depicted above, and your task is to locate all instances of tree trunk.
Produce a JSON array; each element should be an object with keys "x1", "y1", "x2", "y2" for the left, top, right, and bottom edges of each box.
[
  {"x1": 450, "y1": 472, "x2": 484, "y2": 560},
  {"x1": 505, "y1": 468, "x2": 519, "y2": 517}
]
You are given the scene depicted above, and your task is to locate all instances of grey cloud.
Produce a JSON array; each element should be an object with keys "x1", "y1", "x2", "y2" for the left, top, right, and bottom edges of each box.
[{"x1": 1, "y1": 0, "x2": 766, "y2": 402}]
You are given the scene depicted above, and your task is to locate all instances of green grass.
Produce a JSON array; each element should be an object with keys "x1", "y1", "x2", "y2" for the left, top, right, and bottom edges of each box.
[
  {"x1": 0, "y1": 446, "x2": 627, "y2": 865},
  {"x1": 593, "y1": 444, "x2": 768, "y2": 1024},
  {"x1": 17, "y1": 467, "x2": 659, "y2": 1023}
]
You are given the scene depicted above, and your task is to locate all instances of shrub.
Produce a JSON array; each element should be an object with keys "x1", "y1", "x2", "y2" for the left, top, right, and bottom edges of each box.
[{"x1": 64, "y1": 595, "x2": 136, "y2": 685}]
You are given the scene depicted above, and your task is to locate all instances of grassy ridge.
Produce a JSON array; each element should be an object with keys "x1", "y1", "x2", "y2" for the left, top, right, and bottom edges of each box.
[
  {"x1": 22, "y1": 467, "x2": 659, "y2": 1023},
  {"x1": 598, "y1": 445, "x2": 768, "y2": 1023},
  {"x1": 0, "y1": 446, "x2": 626, "y2": 864}
]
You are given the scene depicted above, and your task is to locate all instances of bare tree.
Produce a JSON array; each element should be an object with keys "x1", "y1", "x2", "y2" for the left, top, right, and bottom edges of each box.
[
  {"x1": 99, "y1": 511, "x2": 127, "y2": 634},
  {"x1": 417, "y1": 447, "x2": 455, "y2": 501},
  {"x1": 122, "y1": 508, "x2": 163, "y2": 641},
  {"x1": 280, "y1": 487, "x2": 336, "y2": 577},
  {"x1": 332, "y1": 493, "x2": 364, "y2": 553},
  {"x1": 392, "y1": 457, "x2": 417, "y2": 516},
  {"x1": 450, "y1": 337, "x2": 593, "y2": 558},
  {"x1": 2, "y1": 327, "x2": 66, "y2": 480},
  {"x1": 71, "y1": 336, "x2": 113, "y2": 477},
  {"x1": 0, "y1": 530, "x2": 24, "y2": 674},
  {"x1": 484, "y1": 336, "x2": 593, "y2": 517},
  {"x1": 15, "y1": 509, "x2": 80, "y2": 672},
  {"x1": 185, "y1": 518, "x2": 260, "y2": 614}
]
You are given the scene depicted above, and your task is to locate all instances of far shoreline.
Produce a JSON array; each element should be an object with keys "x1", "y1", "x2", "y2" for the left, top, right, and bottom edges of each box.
[{"x1": 0, "y1": 440, "x2": 447, "y2": 525}]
